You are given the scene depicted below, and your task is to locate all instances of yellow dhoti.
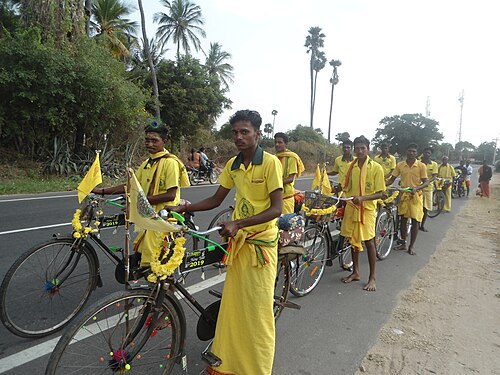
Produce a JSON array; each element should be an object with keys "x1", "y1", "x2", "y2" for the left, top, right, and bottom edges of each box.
[
  {"x1": 422, "y1": 189, "x2": 433, "y2": 211},
  {"x1": 282, "y1": 195, "x2": 295, "y2": 214},
  {"x1": 398, "y1": 192, "x2": 424, "y2": 222},
  {"x1": 340, "y1": 202, "x2": 376, "y2": 251},
  {"x1": 209, "y1": 227, "x2": 278, "y2": 375}
]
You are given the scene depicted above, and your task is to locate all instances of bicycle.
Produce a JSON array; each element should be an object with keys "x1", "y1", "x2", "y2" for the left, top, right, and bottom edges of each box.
[
  {"x1": 451, "y1": 170, "x2": 467, "y2": 199},
  {"x1": 427, "y1": 177, "x2": 450, "y2": 218},
  {"x1": 289, "y1": 191, "x2": 354, "y2": 297},
  {"x1": 0, "y1": 194, "x2": 201, "y2": 339},
  {"x1": 45, "y1": 217, "x2": 298, "y2": 374},
  {"x1": 374, "y1": 186, "x2": 413, "y2": 260}
]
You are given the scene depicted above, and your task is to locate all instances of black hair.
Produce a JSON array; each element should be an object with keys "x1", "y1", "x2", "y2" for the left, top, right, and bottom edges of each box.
[
  {"x1": 353, "y1": 135, "x2": 370, "y2": 148},
  {"x1": 229, "y1": 110, "x2": 262, "y2": 130},
  {"x1": 379, "y1": 142, "x2": 390, "y2": 148},
  {"x1": 144, "y1": 119, "x2": 168, "y2": 140},
  {"x1": 274, "y1": 132, "x2": 288, "y2": 144},
  {"x1": 342, "y1": 139, "x2": 353, "y2": 146},
  {"x1": 407, "y1": 143, "x2": 418, "y2": 150},
  {"x1": 423, "y1": 146, "x2": 433, "y2": 153}
]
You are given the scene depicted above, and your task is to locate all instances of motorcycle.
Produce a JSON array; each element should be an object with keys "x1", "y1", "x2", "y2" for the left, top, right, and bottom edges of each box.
[
  {"x1": 451, "y1": 170, "x2": 466, "y2": 198},
  {"x1": 187, "y1": 161, "x2": 219, "y2": 185}
]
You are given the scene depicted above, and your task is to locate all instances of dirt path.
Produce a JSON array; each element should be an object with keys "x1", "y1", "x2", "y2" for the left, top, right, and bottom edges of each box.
[{"x1": 355, "y1": 174, "x2": 500, "y2": 375}]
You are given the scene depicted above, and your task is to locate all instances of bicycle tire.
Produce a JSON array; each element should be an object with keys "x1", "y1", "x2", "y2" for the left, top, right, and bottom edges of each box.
[
  {"x1": 273, "y1": 255, "x2": 290, "y2": 319},
  {"x1": 289, "y1": 225, "x2": 327, "y2": 297},
  {"x1": 375, "y1": 209, "x2": 395, "y2": 260},
  {"x1": 427, "y1": 190, "x2": 444, "y2": 218},
  {"x1": 45, "y1": 289, "x2": 183, "y2": 375},
  {"x1": 337, "y1": 235, "x2": 353, "y2": 270},
  {"x1": 204, "y1": 207, "x2": 233, "y2": 248},
  {"x1": 0, "y1": 238, "x2": 98, "y2": 338}
]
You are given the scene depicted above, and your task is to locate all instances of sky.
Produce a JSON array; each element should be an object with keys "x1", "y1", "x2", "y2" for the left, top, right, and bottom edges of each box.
[{"x1": 131, "y1": 0, "x2": 500, "y2": 147}]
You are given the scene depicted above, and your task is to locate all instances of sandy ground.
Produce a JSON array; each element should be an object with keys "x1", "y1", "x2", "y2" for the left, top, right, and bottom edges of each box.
[{"x1": 355, "y1": 174, "x2": 500, "y2": 375}]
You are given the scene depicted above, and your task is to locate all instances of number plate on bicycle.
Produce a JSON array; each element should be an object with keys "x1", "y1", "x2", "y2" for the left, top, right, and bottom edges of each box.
[
  {"x1": 97, "y1": 213, "x2": 125, "y2": 228},
  {"x1": 179, "y1": 243, "x2": 228, "y2": 272}
]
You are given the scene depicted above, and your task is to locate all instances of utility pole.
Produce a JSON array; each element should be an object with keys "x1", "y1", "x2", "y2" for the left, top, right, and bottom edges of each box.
[
  {"x1": 457, "y1": 90, "x2": 464, "y2": 143},
  {"x1": 425, "y1": 96, "x2": 431, "y2": 117},
  {"x1": 493, "y1": 137, "x2": 499, "y2": 166}
]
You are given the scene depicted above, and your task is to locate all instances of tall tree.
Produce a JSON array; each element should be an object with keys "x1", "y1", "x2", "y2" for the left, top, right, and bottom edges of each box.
[
  {"x1": 137, "y1": 0, "x2": 160, "y2": 119},
  {"x1": 327, "y1": 59, "x2": 341, "y2": 143},
  {"x1": 373, "y1": 114, "x2": 444, "y2": 155},
  {"x1": 91, "y1": 0, "x2": 138, "y2": 61},
  {"x1": 204, "y1": 42, "x2": 234, "y2": 91},
  {"x1": 305, "y1": 26, "x2": 325, "y2": 128},
  {"x1": 154, "y1": 0, "x2": 206, "y2": 60}
]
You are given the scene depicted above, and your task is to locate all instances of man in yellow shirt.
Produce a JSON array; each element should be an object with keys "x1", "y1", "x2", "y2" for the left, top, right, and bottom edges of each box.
[
  {"x1": 340, "y1": 136, "x2": 385, "y2": 291},
  {"x1": 274, "y1": 132, "x2": 305, "y2": 214},
  {"x1": 437, "y1": 155, "x2": 456, "y2": 212},
  {"x1": 93, "y1": 120, "x2": 189, "y2": 266},
  {"x1": 170, "y1": 110, "x2": 283, "y2": 375},
  {"x1": 328, "y1": 139, "x2": 354, "y2": 189},
  {"x1": 386, "y1": 143, "x2": 428, "y2": 255},
  {"x1": 420, "y1": 147, "x2": 438, "y2": 231},
  {"x1": 373, "y1": 142, "x2": 397, "y2": 179}
]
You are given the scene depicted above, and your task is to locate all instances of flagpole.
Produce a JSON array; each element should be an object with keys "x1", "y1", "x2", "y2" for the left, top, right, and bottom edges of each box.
[{"x1": 124, "y1": 169, "x2": 131, "y2": 290}]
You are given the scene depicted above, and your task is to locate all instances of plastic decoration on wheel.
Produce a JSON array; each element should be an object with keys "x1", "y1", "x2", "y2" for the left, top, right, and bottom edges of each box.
[{"x1": 302, "y1": 191, "x2": 338, "y2": 222}]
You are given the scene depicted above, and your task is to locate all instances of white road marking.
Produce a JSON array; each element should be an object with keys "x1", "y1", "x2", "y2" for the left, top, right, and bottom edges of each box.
[
  {"x1": 0, "y1": 195, "x2": 76, "y2": 203},
  {"x1": 0, "y1": 223, "x2": 71, "y2": 236}
]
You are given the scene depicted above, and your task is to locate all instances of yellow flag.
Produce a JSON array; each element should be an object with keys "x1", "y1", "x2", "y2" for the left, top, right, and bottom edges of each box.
[
  {"x1": 77, "y1": 152, "x2": 102, "y2": 203},
  {"x1": 128, "y1": 169, "x2": 180, "y2": 233},
  {"x1": 310, "y1": 164, "x2": 332, "y2": 195},
  {"x1": 311, "y1": 164, "x2": 322, "y2": 191}
]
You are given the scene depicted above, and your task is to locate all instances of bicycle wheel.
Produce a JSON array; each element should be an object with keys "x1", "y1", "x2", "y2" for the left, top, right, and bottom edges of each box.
[
  {"x1": 427, "y1": 190, "x2": 444, "y2": 218},
  {"x1": 289, "y1": 225, "x2": 327, "y2": 297},
  {"x1": 0, "y1": 238, "x2": 98, "y2": 338},
  {"x1": 337, "y1": 235, "x2": 353, "y2": 270},
  {"x1": 46, "y1": 289, "x2": 183, "y2": 375},
  {"x1": 273, "y1": 255, "x2": 290, "y2": 319},
  {"x1": 374, "y1": 209, "x2": 395, "y2": 260},
  {"x1": 204, "y1": 207, "x2": 233, "y2": 248}
]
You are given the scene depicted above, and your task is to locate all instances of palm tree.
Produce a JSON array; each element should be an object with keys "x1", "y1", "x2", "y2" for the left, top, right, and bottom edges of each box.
[
  {"x1": 154, "y1": 0, "x2": 206, "y2": 60},
  {"x1": 271, "y1": 109, "x2": 278, "y2": 137},
  {"x1": 204, "y1": 42, "x2": 234, "y2": 91},
  {"x1": 327, "y1": 59, "x2": 341, "y2": 143},
  {"x1": 311, "y1": 51, "x2": 326, "y2": 129},
  {"x1": 137, "y1": 0, "x2": 160, "y2": 119},
  {"x1": 91, "y1": 0, "x2": 138, "y2": 61},
  {"x1": 305, "y1": 26, "x2": 326, "y2": 128},
  {"x1": 264, "y1": 123, "x2": 273, "y2": 139}
]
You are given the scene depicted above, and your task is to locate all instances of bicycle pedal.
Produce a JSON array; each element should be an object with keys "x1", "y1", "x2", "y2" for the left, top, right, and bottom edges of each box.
[
  {"x1": 282, "y1": 300, "x2": 301, "y2": 310},
  {"x1": 201, "y1": 351, "x2": 222, "y2": 367},
  {"x1": 326, "y1": 259, "x2": 333, "y2": 267}
]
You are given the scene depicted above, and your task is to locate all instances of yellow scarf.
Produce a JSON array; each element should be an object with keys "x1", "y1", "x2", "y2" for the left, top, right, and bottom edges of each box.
[
  {"x1": 344, "y1": 157, "x2": 368, "y2": 224},
  {"x1": 276, "y1": 150, "x2": 305, "y2": 178},
  {"x1": 224, "y1": 227, "x2": 279, "y2": 268},
  {"x1": 145, "y1": 150, "x2": 190, "y2": 193}
]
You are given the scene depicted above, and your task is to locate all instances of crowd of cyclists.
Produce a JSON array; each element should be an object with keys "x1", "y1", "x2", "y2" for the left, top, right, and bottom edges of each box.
[{"x1": 89, "y1": 112, "x2": 492, "y2": 374}]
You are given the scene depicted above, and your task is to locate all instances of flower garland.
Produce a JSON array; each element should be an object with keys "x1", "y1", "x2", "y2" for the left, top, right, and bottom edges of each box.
[
  {"x1": 147, "y1": 236, "x2": 186, "y2": 283},
  {"x1": 71, "y1": 208, "x2": 101, "y2": 239},
  {"x1": 382, "y1": 190, "x2": 399, "y2": 205},
  {"x1": 302, "y1": 203, "x2": 337, "y2": 218}
]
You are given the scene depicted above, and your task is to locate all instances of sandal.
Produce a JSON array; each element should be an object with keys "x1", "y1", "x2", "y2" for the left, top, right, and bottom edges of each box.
[{"x1": 393, "y1": 242, "x2": 407, "y2": 251}]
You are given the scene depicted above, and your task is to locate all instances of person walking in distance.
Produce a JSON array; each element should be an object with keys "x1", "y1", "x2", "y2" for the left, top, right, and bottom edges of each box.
[
  {"x1": 328, "y1": 139, "x2": 354, "y2": 189},
  {"x1": 168, "y1": 110, "x2": 283, "y2": 375},
  {"x1": 437, "y1": 155, "x2": 456, "y2": 212},
  {"x1": 478, "y1": 160, "x2": 493, "y2": 198},
  {"x1": 274, "y1": 132, "x2": 305, "y2": 214},
  {"x1": 386, "y1": 143, "x2": 428, "y2": 255},
  {"x1": 465, "y1": 159, "x2": 473, "y2": 197},
  {"x1": 420, "y1": 147, "x2": 438, "y2": 232},
  {"x1": 340, "y1": 136, "x2": 385, "y2": 291}
]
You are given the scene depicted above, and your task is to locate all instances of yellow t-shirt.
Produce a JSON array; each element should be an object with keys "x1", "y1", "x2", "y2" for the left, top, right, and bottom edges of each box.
[
  {"x1": 276, "y1": 150, "x2": 303, "y2": 198},
  {"x1": 343, "y1": 158, "x2": 386, "y2": 211},
  {"x1": 219, "y1": 146, "x2": 283, "y2": 233},
  {"x1": 437, "y1": 164, "x2": 456, "y2": 179},
  {"x1": 332, "y1": 155, "x2": 354, "y2": 187},
  {"x1": 373, "y1": 154, "x2": 397, "y2": 176},
  {"x1": 392, "y1": 160, "x2": 428, "y2": 188},
  {"x1": 135, "y1": 150, "x2": 181, "y2": 210},
  {"x1": 422, "y1": 160, "x2": 439, "y2": 191}
]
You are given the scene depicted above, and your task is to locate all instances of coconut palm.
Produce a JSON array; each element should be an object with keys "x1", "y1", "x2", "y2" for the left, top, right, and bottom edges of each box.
[
  {"x1": 271, "y1": 110, "x2": 278, "y2": 137},
  {"x1": 327, "y1": 59, "x2": 341, "y2": 143},
  {"x1": 91, "y1": 0, "x2": 138, "y2": 60},
  {"x1": 204, "y1": 42, "x2": 234, "y2": 91},
  {"x1": 154, "y1": 0, "x2": 206, "y2": 60},
  {"x1": 305, "y1": 26, "x2": 326, "y2": 128}
]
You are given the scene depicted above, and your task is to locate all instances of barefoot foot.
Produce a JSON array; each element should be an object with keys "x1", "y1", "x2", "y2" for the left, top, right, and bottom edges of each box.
[
  {"x1": 341, "y1": 273, "x2": 360, "y2": 283},
  {"x1": 363, "y1": 279, "x2": 376, "y2": 291},
  {"x1": 408, "y1": 247, "x2": 416, "y2": 255}
]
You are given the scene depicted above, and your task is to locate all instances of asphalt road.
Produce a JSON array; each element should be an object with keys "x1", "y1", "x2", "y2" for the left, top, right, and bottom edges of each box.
[{"x1": 0, "y1": 174, "x2": 474, "y2": 375}]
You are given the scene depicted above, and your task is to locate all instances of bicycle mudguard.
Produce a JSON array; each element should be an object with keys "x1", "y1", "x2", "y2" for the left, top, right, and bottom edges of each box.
[{"x1": 196, "y1": 300, "x2": 220, "y2": 341}]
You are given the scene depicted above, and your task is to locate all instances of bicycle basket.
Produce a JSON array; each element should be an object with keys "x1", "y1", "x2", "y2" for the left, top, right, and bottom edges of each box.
[{"x1": 302, "y1": 191, "x2": 338, "y2": 222}]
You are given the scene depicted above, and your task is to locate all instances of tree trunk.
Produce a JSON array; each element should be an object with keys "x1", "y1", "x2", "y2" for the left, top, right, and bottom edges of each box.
[
  {"x1": 327, "y1": 81, "x2": 335, "y2": 144},
  {"x1": 84, "y1": 0, "x2": 92, "y2": 35},
  {"x1": 138, "y1": 0, "x2": 161, "y2": 120},
  {"x1": 309, "y1": 55, "x2": 314, "y2": 128}
]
